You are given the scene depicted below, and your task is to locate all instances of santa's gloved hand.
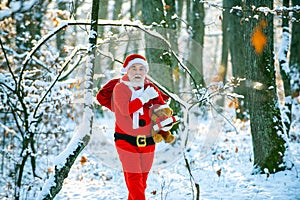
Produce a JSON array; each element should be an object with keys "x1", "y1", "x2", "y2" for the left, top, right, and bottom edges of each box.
[{"x1": 139, "y1": 86, "x2": 159, "y2": 104}]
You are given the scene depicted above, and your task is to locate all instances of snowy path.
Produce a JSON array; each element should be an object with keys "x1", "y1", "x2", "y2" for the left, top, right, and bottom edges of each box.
[{"x1": 55, "y1": 120, "x2": 300, "y2": 200}]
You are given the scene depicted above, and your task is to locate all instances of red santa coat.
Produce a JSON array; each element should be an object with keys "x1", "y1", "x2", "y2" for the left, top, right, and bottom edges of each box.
[
  {"x1": 112, "y1": 74, "x2": 168, "y2": 200},
  {"x1": 112, "y1": 74, "x2": 168, "y2": 136}
]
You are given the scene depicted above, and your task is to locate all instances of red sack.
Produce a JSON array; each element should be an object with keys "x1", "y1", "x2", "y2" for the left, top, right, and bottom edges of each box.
[{"x1": 96, "y1": 78, "x2": 120, "y2": 111}]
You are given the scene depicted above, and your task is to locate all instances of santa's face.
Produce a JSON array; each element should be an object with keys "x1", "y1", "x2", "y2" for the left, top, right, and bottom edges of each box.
[{"x1": 127, "y1": 63, "x2": 146, "y2": 86}]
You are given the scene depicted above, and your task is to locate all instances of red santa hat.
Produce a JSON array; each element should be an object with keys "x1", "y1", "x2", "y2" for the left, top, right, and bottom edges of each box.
[{"x1": 121, "y1": 54, "x2": 149, "y2": 73}]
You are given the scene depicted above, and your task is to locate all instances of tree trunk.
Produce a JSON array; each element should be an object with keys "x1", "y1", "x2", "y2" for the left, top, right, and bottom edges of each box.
[
  {"x1": 176, "y1": 0, "x2": 184, "y2": 30},
  {"x1": 290, "y1": 0, "x2": 300, "y2": 98},
  {"x1": 278, "y1": 0, "x2": 292, "y2": 135},
  {"x1": 219, "y1": 0, "x2": 230, "y2": 83},
  {"x1": 188, "y1": 0, "x2": 205, "y2": 88},
  {"x1": 164, "y1": 0, "x2": 180, "y2": 93},
  {"x1": 228, "y1": 0, "x2": 248, "y2": 120},
  {"x1": 37, "y1": 0, "x2": 99, "y2": 199},
  {"x1": 98, "y1": 0, "x2": 108, "y2": 37},
  {"x1": 245, "y1": 0, "x2": 288, "y2": 174},
  {"x1": 214, "y1": 0, "x2": 230, "y2": 108},
  {"x1": 142, "y1": 0, "x2": 173, "y2": 91},
  {"x1": 130, "y1": 0, "x2": 142, "y2": 20},
  {"x1": 163, "y1": 0, "x2": 183, "y2": 122}
]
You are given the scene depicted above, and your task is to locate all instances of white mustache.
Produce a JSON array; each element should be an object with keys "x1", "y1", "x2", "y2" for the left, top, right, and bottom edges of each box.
[{"x1": 134, "y1": 75, "x2": 143, "y2": 79}]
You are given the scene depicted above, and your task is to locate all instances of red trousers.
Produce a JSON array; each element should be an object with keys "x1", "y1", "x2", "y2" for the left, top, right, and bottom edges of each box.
[{"x1": 115, "y1": 140, "x2": 155, "y2": 200}]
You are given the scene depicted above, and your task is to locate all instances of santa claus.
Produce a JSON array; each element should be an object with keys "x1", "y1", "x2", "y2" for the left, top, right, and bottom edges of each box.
[{"x1": 112, "y1": 54, "x2": 167, "y2": 200}]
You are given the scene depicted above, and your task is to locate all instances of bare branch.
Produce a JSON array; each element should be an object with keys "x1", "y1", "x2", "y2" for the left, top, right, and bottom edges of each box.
[
  {"x1": 58, "y1": 48, "x2": 87, "y2": 81},
  {"x1": 0, "y1": 37, "x2": 17, "y2": 90},
  {"x1": 184, "y1": 152, "x2": 200, "y2": 200}
]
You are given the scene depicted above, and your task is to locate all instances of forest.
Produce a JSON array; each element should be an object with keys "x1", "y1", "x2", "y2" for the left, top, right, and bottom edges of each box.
[{"x1": 0, "y1": 0, "x2": 300, "y2": 199}]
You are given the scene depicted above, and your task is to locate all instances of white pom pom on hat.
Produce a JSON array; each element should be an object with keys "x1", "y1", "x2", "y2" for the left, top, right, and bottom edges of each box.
[{"x1": 121, "y1": 54, "x2": 149, "y2": 73}]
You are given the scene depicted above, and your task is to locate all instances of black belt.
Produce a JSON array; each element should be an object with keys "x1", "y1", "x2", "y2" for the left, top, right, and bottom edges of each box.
[{"x1": 114, "y1": 132, "x2": 155, "y2": 147}]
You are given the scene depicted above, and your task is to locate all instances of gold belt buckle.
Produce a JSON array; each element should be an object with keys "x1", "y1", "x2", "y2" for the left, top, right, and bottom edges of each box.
[{"x1": 136, "y1": 135, "x2": 147, "y2": 147}]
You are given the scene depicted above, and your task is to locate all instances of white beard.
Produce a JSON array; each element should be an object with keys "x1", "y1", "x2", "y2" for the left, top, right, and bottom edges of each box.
[
  {"x1": 127, "y1": 74, "x2": 145, "y2": 87},
  {"x1": 124, "y1": 74, "x2": 146, "y2": 129}
]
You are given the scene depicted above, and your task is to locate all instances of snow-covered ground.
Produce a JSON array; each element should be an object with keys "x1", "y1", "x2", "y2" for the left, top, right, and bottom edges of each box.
[{"x1": 55, "y1": 103, "x2": 300, "y2": 200}]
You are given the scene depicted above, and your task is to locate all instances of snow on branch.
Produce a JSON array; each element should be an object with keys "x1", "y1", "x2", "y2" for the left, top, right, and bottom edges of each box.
[
  {"x1": 22, "y1": 21, "x2": 69, "y2": 68},
  {"x1": 36, "y1": 55, "x2": 95, "y2": 200},
  {"x1": 33, "y1": 46, "x2": 87, "y2": 119},
  {"x1": 23, "y1": 19, "x2": 244, "y2": 117},
  {"x1": 0, "y1": 122, "x2": 16, "y2": 135},
  {"x1": 28, "y1": 18, "x2": 246, "y2": 200},
  {"x1": 147, "y1": 75, "x2": 191, "y2": 109},
  {"x1": 37, "y1": 132, "x2": 90, "y2": 199},
  {"x1": 22, "y1": 19, "x2": 199, "y2": 95},
  {"x1": 198, "y1": 1, "x2": 300, "y2": 22},
  {"x1": 37, "y1": 1, "x2": 99, "y2": 198}
]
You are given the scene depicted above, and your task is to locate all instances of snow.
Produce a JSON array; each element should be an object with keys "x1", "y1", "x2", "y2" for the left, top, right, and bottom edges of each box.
[
  {"x1": 1, "y1": 1, "x2": 300, "y2": 199},
  {"x1": 230, "y1": 6, "x2": 242, "y2": 13},
  {"x1": 52, "y1": 103, "x2": 300, "y2": 200},
  {"x1": 89, "y1": 30, "x2": 97, "y2": 39},
  {"x1": 37, "y1": 174, "x2": 56, "y2": 200}
]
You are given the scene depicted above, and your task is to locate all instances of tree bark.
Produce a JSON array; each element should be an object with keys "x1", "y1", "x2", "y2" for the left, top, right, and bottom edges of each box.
[
  {"x1": 245, "y1": 0, "x2": 288, "y2": 174},
  {"x1": 98, "y1": 0, "x2": 108, "y2": 37},
  {"x1": 290, "y1": 0, "x2": 300, "y2": 98},
  {"x1": 142, "y1": 0, "x2": 173, "y2": 91},
  {"x1": 220, "y1": 0, "x2": 230, "y2": 83},
  {"x1": 278, "y1": 0, "x2": 292, "y2": 135},
  {"x1": 228, "y1": 0, "x2": 248, "y2": 120},
  {"x1": 188, "y1": 0, "x2": 205, "y2": 88}
]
